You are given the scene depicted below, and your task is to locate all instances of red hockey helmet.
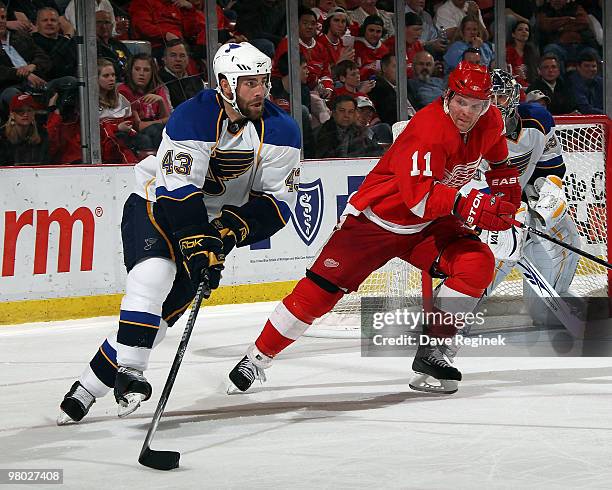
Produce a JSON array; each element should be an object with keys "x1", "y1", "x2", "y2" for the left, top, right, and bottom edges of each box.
[{"x1": 447, "y1": 61, "x2": 492, "y2": 100}]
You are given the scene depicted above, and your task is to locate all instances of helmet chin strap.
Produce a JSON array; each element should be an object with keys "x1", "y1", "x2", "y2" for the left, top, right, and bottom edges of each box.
[{"x1": 218, "y1": 88, "x2": 247, "y2": 119}]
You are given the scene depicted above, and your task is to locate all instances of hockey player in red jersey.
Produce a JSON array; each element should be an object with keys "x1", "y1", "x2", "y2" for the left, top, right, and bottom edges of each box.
[{"x1": 228, "y1": 62, "x2": 521, "y2": 395}]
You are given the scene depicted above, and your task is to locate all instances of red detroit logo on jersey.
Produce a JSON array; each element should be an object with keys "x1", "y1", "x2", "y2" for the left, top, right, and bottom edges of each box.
[{"x1": 441, "y1": 156, "x2": 483, "y2": 188}]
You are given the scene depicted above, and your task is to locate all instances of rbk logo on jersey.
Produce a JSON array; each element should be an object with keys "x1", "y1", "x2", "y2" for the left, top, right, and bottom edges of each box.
[{"x1": 291, "y1": 179, "x2": 324, "y2": 246}]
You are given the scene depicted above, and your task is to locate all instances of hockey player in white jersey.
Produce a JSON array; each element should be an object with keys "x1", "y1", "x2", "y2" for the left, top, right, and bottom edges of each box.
[{"x1": 57, "y1": 42, "x2": 301, "y2": 424}]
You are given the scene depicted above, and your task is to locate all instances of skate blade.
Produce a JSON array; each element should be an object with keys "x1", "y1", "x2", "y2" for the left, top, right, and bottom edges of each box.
[
  {"x1": 409, "y1": 373, "x2": 458, "y2": 394},
  {"x1": 226, "y1": 381, "x2": 246, "y2": 395},
  {"x1": 56, "y1": 411, "x2": 76, "y2": 426},
  {"x1": 117, "y1": 393, "x2": 145, "y2": 418}
]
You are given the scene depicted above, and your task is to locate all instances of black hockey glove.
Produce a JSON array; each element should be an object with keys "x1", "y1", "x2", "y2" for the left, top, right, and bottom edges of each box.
[
  {"x1": 175, "y1": 225, "x2": 225, "y2": 292},
  {"x1": 211, "y1": 207, "x2": 249, "y2": 256}
]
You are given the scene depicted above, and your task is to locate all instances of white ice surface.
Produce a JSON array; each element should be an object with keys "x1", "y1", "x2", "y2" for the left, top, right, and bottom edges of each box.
[{"x1": 1, "y1": 301, "x2": 612, "y2": 489}]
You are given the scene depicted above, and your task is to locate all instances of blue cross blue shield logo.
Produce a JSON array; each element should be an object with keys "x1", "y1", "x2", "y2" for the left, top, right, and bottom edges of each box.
[{"x1": 291, "y1": 179, "x2": 324, "y2": 246}]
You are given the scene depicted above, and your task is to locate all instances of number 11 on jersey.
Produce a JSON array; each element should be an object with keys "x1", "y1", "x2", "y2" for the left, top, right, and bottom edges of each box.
[{"x1": 411, "y1": 151, "x2": 432, "y2": 177}]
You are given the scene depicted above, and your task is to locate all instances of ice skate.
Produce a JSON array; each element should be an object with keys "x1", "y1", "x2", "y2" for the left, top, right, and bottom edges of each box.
[
  {"x1": 114, "y1": 366, "x2": 152, "y2": 417},
  {"x1": 410, "y1": 342, "x2": 462, "y2": 394},
  {"x1": 57, "y1": 381, "x2": 96, "y2": 425},
  {"x1": 227, "y1": 344, "x2": 272, "y2": 394}
]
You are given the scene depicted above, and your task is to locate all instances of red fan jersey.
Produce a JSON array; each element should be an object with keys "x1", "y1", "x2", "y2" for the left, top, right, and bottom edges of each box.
[
  {"x1": 348, "y1": 98, "x2": 508, "y2": 233},
  {"x1": 272, "y1": 37, "x2": 330, "y2": 90},
  {"x1": 354, "y1": 38, "x2": 389, "y2": 80},
  {"x1": 310, "y1": 33, "x2": 346, "y2": 88}
]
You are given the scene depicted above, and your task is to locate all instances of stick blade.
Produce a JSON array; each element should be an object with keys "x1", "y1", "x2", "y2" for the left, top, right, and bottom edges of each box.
[{"x1": 139, "y1": 447, "x2": 180, "y2": 471}]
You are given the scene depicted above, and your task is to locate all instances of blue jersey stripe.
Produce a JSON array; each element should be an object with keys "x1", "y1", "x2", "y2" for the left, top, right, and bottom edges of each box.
[
  {"x1": 156, "y1": 184, "x2": 202, "y2": 200},
  {"x1": 120, "y1": 310, "x2": 161, "y2": 328}
]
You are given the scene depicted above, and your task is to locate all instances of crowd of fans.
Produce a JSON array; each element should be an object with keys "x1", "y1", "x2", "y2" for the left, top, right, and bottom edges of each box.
[{"x1": 0, "y1": 0, "x2": 605, "y2": 166}]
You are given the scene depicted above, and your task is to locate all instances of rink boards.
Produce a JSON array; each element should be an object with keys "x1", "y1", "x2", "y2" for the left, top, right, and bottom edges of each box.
[{"x1": 0, "y1": 159, "x2": 378, "y2": 324}]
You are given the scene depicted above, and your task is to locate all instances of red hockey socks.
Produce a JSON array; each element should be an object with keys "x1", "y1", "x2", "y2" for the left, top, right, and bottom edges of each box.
[{"x1": 255, "y1": 277, "x2": 343, "y2": 357}]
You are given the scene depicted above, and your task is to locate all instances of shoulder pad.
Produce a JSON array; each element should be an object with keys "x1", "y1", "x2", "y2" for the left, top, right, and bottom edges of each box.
[{"x1": 518, "y1": 102, "x2": 554, "y2": 135}]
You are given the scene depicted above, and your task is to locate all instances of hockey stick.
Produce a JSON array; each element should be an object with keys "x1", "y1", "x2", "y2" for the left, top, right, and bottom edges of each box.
[
  {"x1": 516, "y1": 223, "x2": 612, "y2": 270},
  {"x1": 515, "y1": 257, "x2": 585, "y2": 338},
  {"x1": 139, "y1": 275, "x2": 211, "y2": 471}
]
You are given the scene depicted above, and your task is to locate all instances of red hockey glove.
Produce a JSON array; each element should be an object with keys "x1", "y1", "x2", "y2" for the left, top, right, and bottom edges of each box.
[
  {"x1": 454, "y1": 189, "x2": 517, "y2": 231},
  {"x1": 485, "y1": 165, "x2": 521, "y2": 207}
]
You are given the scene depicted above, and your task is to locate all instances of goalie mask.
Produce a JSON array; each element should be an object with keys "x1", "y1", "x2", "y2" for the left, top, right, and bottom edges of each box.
[
  {"x1": 213, "y1": 42, "x2": 272, "y2": 118},
  {"x1": 490, "y1": 69, "x2": 520, "y2": 135}
]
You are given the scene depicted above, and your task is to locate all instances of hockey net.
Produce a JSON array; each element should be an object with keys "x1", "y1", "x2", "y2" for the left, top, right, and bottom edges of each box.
[{"x1": 308, "y1": 115, "x2": 611, "y2": 337}]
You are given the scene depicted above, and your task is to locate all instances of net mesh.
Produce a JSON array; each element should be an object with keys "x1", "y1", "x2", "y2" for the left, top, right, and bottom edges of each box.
[{"x1": 310, "y1": 118, "x2": 608, "y2": 335}]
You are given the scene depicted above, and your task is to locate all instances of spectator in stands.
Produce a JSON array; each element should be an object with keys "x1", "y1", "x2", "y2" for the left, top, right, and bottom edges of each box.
[
  {"x1": 355, "y1": 94, "x2": 392, "y2": 144},
  {"x1": 119, "y1": 53, "x2": 171, "y2": 152},
  {"x1": 434, "y1": 0, "x2": 488, "y2": 41},
  {"x1": 315, "y1": 94, "x2": 383, "y2": 158},
  {"x1": 158, "y1": 39, "x2": 205, "y2": 110},
  {"x1": 525, "y1": 89, "x2": 551, "y2": 109},
  {"x1": 0, "y1": 2, "x2": 52, "y2": 112},
  {"x1": 5, "y1": 0, "x2": 58, "y2": 29},
  {"x1": 311, "y1": 7, "x2": 355, "y2": 75},
  {"x1": 405, "y1": 0, "x2": 447, "y2": 55},
  {"x1": 97, "y1": 58, "x2": 138, "y2": 164},
  {"x1": 270, "y1": 53, "x2": 315, "y2": 158},
  {"x1": 129, "y1": 0, "x2": 205, "y2": 59},
  {"x1": 568, "y1": 51, "x2": 603, "y2": 115},
  {"x1": 312, "y1": 0, "x2": 339, "y2": 35},
  {"x1": 349, "y1": 0, "x2": 394, "y2": 41},
  {"x1": 0, "y1": 93, "x2": 49, "y2": 165},
  {"x1": 32, "y1": 7, "x2": 77, "y2": 81},
  {"x1": 383, "y1": 12, "x2": 423, "y2": 79},
  {"x1": 536, "y1": 0, "x2": 597, "y2": 69},
  {"x1": 409, "y1": 50, "x2": 445, "y2": 109},
  {"x1": 63, "y1": 0, "x2": 114, "y2": 36},
  {"x1": 233, "y1": 0, "x2": 286, "y2": 59},
  {"x1": 96, "y1": 10, "x2": 130, "y2": 82},
  {"x1": 368, "y1": 53, "x2": 417, "y2": 125},
  {"x1": 273, "y1": 7, "x2": 328, "y2": 92},
  {"x1": 353, "y1": 15, "x2": 389, "y2": 80},
  {"x1": 527, "y1": 53, "x2": 577, "y2": 115},
  {"x1": 333, "y1": 60, "x2": 375, "y2": 100},
  {"x1": 443, "y1": 15, "x2": 493, "y2": 72},
  {"x1": 506, "y1": 20, "x2": 539, "y2": 89},
  {"x1": 46, "y1": 79, "x2": 82, "y2": 163}
]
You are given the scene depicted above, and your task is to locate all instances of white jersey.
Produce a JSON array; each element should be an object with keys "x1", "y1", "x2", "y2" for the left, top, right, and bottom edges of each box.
[
  {"x1": 132, "y1": 89, "x2": 301, "y2": 222},
  {"x1": 462, "y1": 102, "x2": 564, "y2": 194}
]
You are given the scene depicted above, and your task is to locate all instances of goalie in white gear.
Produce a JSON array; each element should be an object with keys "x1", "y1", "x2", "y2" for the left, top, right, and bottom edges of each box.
[{"x1": 463, "y1": 69, "x2": 580, "y2": 324}]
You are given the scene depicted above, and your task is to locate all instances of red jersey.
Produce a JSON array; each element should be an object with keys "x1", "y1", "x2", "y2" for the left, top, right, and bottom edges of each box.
[
  {"x1": 348, "y1": 99, "x2": 508, "y2": 233},
  {"x1": 354, "y1": 38, "x2": 389, "y2": 80},
  {"x1": 272, "y1": 37, "x2": 329, "y2": 89},
  {"x1": 383, "y1": 37, "x2": 423, "y2": 79},
  {"x1": 310, "y1": 33, "x2": 345, "y2": 88}
]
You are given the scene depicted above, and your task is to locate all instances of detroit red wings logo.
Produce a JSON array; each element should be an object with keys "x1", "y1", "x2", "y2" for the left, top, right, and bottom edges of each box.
[{"x1": 441, "y1": 157, "x2": 482, "y2": 187}]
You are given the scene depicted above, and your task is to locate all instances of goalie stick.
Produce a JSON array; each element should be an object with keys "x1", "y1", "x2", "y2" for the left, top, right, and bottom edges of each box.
[
  {"x1": 515, "y1": 222, "x2": 612, "y2": 270},
  {"x1": 139, "y1": 276, "x2": 211, "y2": 471},
  {"x1": 515, "y1": 256, "x2": 585, "y2": 338}
]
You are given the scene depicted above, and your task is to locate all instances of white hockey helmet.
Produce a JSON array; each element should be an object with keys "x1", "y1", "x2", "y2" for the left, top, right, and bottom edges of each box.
[{"x1": 213, "y1": 42, "x2": 272, "y2": 116}]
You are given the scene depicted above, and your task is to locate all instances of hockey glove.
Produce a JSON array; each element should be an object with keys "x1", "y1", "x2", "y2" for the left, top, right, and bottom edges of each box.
[
  {"x1": 480, "y1": 202, "x2": 528, "y2": 260},
  {"x1": 454, "y1": 189, "x2": 517, "y2": 231},
  {"x1": 211, "y1": 207, "x2": 250, "y2": 256},
  {"x1": 485, "y1": 165, "x2": 521, "y2": 207},
  {"x1": 175, "y1": 226, "x2": 225, "y2": 292}
]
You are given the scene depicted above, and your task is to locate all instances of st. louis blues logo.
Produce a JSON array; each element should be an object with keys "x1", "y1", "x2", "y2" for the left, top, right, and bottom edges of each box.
[{"x1": 291, "y1": 179, "x2": 324, "y2": 246}]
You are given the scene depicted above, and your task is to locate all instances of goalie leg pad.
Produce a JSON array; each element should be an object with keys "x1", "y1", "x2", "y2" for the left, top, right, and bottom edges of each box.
[
  {"x1": 256, "y1": 277, "x2": 343, "y2": 357},
  {"x1": 523, "y1": 215, "x2": 580, "y2": 324}
]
